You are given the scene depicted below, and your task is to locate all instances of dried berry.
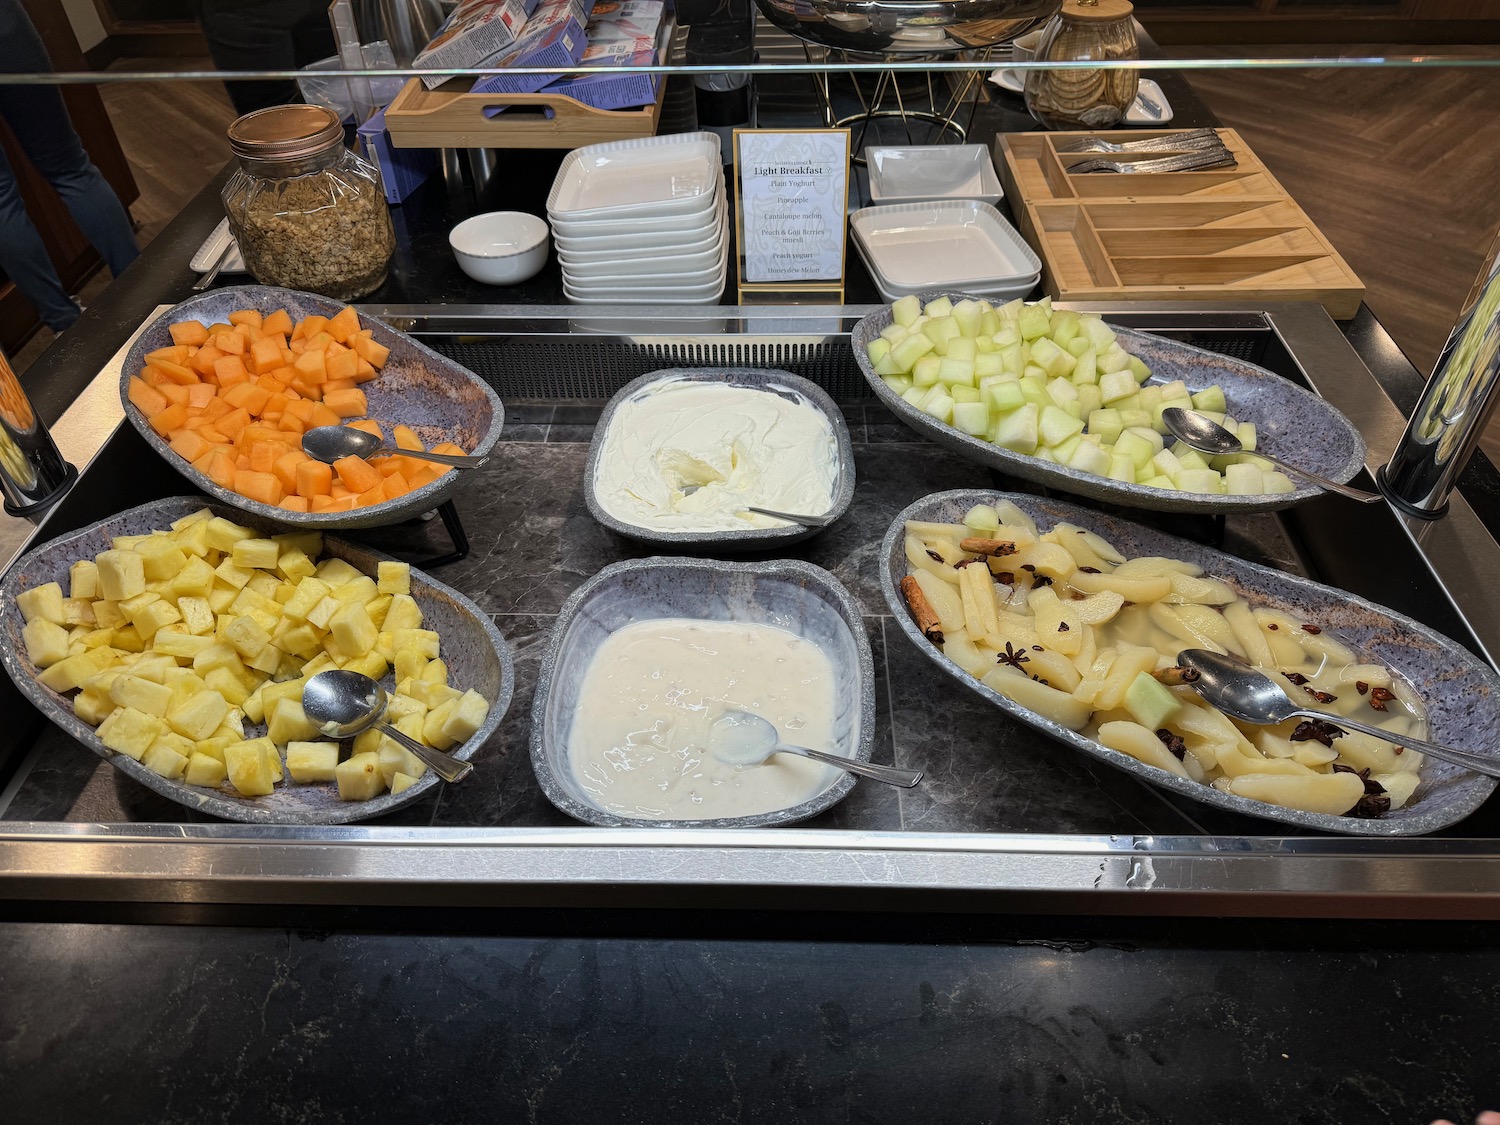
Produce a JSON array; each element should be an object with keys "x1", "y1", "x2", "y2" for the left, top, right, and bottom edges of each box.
[
  {"x1": 1079, "y1": 566, "x2": 1101, "y2": 574},
  {"x1": 1267, "y1": 623, "x2": 1279, "y2": 631},
  {"x1": 1020, "y1": 564, "x2": 1036, "y2": 572},
  {"x1": 1156, "y1": 729, "x2": 1188, "y2": 761},
  {"x1": 1355, "y1": 681, "x2": 1369, "y2": 695},
  {"x1": 996, "y1": 571, "x2": 1015, "y2": 585},
  {"x1": 1302, "y1": 624, "x2": 1322, "y2": 635},
  {"x1": 1346, "y1": 793, "x2": 1391, "y2": 819},
  {"x1": 1291, "y1": 719, "x2": 1345, "y2": 746}
]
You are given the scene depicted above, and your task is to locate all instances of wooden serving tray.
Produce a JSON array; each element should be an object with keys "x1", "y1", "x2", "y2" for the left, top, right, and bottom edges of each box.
[
  {"x1": 383, "y1": 74, "x2": 667, "y2": 150},
  {"x1": 994, "y1": 129, "x2": 1365, "y2": 318}
]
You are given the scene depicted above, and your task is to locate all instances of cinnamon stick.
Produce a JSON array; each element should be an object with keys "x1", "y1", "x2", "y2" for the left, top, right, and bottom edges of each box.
[
  {"x1": 900, "y1": 576, "x2": 944, "y2": 644},
  {"x1": 959, "y1": 537, "x2": 1018, "y2": 558},
  {"x1": 1152, "y1": 666, "x2": 1200, "y2": 686}
]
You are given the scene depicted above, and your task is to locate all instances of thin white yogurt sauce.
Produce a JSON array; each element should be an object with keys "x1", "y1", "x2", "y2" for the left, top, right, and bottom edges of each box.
[
  {"x1": 568, "y1": 618, "x2": 841, "y2": 820},
  {"x1": 593, "y1": 379, "x2": 839, "y2": 533}
]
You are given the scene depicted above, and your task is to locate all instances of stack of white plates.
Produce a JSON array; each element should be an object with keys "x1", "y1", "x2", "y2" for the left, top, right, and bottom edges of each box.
[
  {"x1": 851, "y1": 200, "x2": 1043, "y2": 305},
  {"x1": 547, "y1": 132, "x2": 729, "y2": 305}
]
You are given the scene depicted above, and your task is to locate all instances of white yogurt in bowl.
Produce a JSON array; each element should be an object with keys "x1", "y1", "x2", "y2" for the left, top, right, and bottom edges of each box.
[{"x1": 587, "y1": 370, "x2": 851, "y2": 543}]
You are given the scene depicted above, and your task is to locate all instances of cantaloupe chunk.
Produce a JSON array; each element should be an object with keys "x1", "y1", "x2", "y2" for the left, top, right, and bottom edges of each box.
[
  {"x1": 170, "y1": 321, "x2": 210, "y2": 347},
  {"x1": 228, "y1": 309, "x2": 263, "y2": 329},
  {"x1": 279, "y1": 496, "x2": 311, "y2": 513},
  {"x1": 128, "y1": 377, "x2": 168, "y2": 417},
  {"x1": 168, "y1": 430, "x2": 212, "y2": 463},
  {"x1": 323, "y1": 388, "x2": 367, "y2": 418},
  {"x1": 262, "y1": 309, "x2": 293, "y2": 335},
  {"x1": 325, "y1": 306, "x2": 360, "y2": 343},
  {"x1": 295, "y1": 459, "x2": 333, "y2": 499},
  {"x1": 235, "y1": 470, "x2": 283, "y2": 506},
  {"x1": 334, "y1": 455, "x2": 381, "y2": 493},
  {"x1": 149, "y1": 402, "x2": 189, "y2": 436}
]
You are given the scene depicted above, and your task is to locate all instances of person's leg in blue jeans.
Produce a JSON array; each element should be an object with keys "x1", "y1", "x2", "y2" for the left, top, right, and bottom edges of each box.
[{"x1": 0, "y1": 0, "x2": 138, "y2": 333}]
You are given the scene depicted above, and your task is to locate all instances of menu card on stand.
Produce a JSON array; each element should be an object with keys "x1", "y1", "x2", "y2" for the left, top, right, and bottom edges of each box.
[{"x1": 733, "y1": 129, "x2": 851, "y2": 302}]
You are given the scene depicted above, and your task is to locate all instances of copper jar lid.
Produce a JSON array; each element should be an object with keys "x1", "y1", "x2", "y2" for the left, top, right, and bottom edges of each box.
[
  {"x1": 226, "y1": 104, "x2": 344, "y2": 162},
  {"x1": 1060, "y1": 0, "x2": 1134, "y2": 20}
]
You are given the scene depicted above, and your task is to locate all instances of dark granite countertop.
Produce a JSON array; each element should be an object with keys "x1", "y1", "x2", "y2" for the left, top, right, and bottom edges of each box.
[{"x1": 4, "y1": 64, "x2": 1500, "y2": 1125}]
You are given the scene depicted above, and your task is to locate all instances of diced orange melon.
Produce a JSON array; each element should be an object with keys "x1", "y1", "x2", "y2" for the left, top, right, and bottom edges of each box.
[
  {"x1": 333, "y1": 455, "x2": 381, "y2": 494},
  {"x1": 128, "y1": 377, "x2": 168, "y2": 417},
  {"x1": 324, "y1": 388, "x2": 367, "y2": 418},
  {"x1": 169, "y1": 321, "x2": 209, "y2": 347}
]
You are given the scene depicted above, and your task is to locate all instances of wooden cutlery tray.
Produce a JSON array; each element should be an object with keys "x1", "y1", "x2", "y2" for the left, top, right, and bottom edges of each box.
[{"x1": 994, "y1": 129, "x2": 1364, "y2": 318}]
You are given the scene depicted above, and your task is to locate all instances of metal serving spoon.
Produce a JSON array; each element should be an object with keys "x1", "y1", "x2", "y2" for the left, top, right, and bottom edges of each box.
[
  {"x1": 302, "y1": 426, "x2": 487, "y2": 469},
  {"x1": 1161, "y1": 407, "x2": 1382, "y2": 504},
  {"x1": 1176, "y1": 648, "x2": 1500, "y2": 779},
  {"x1": 707, "y1": 710, "x2": 923, "y2": 788},
  {"x1": 301, "y1": 669, "x2": 475, "y2": 783},
  {"x1": 740, "y1": 505, "x2": 834, "y2": 528}
]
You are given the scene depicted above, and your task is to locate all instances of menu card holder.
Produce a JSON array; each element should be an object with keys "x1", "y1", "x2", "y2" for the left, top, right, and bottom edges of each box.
[{"x1": 733, "y1": 128, "x2": 851, "y2": 303}]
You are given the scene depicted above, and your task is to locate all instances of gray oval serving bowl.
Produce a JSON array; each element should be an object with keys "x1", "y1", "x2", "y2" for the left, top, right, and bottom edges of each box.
[
  {"x1": 119, "y1": 284, "x2": 504, "y2": 530},
  {"x1": 882, "y1": 489, "x2": 1500, "y2": 836},
  {"x1": 584, "y1": 368, "x2": 856, "y2": 550},
  {"x1": 852, "y1": 291, "x2": 1367, "y2": 514},
  {"x1": 530, "y1": 556, "x2": 875, "y2": 827},
  {"x1": 0, "y1": 496, "x2": 515, "y2": 825}
]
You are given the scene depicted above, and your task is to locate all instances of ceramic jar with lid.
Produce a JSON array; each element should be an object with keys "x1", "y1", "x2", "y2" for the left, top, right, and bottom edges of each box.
[
  {"x1": 1023, "y1": 0, "x2": 1139, "y2": 131},
  {"x1": 222, "y1": 104, "x2": 396, "y2": 301}
]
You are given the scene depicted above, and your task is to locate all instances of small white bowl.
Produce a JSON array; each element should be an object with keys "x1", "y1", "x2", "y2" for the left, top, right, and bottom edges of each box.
[{"x1": 449, "y1": 211, "x2": 550, "y2": 285}]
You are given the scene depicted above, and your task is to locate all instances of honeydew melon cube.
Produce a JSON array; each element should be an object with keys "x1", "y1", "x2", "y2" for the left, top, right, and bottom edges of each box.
[
  {"x1": 1075, "y1": 384, "x2": 1103, "y2": 419},
  {"x1": 1142, "y1": 474, "x2": 1176, "y2": 490},
  {"x1": 1114, "y1": 393, "x2": 1142, "y2": 414},
  {"x1": 923, "y1": 322, "x2": 956, "y2": 357},
  {"x1": 880, "y1": 375, "x2": 911, "y2": 395},
  {"x1": 1017, "y1": 303, "x2": 1050, "y2": 340},
  {"x1": 900, "y1": 387, "x2": 927, "y2": 408},
  {"x1": 1061, "y1": 400, "x2": 1084, "y2": 421},
  {"x1": 1159, "y1": 380, "x2": 1191, "y2": 402},
  {"x1": 1049, "y1": 309, "x2": 1081, "y2": 346},
  {"x1": 994, "y1": 325, "x2": 1019, "y2": 347},
  {"x1": 979, "y1": 311, "x2": 1002, "y2": 337},
  {"x1": 950, "y1": 384, "x2": 981, "y2": 404},
  {"x1": 1138, "y1": 385, "x2": 1164, "y2": 413},
  {"x1": 986, "y1": 380, "x2": 1027, "y2": 414},
  {"x1": 991, "y1": 403, "x2": 1039, "y2": 452},
  {"x1": 946, "y1": 336, "x2": 977, "y2": 362},
  {"x1": 998, "y1": 344, "x2": 1025, "y2": 378},
  {"x1": 873, "y1": 354, "x2": 902, "y2": 377},
  {"x1": 1170, "y1": 446, "x2": 1209, "y2": 472},
  {"x1": 1177, "y1": 468, "x2": 1224, "y2": 495},
  {"x1": 1023, "y1": 363, "x2": 1048, "y2": 382},
  {"x1": 1263, "y1": 471, "x2": 1296, "y2": 494},
  {"x1": 877, "y1": 325, "x2": 906, "y2": 347},
  {"x1": 974, "y1": 353, "x2": 1004, "y2": 379},
  {"x1": 1225, "y1": 463, "x2": 1265, "y2": 495},
  {"x1": 1098, "y1": 370, "x2": 1137, "y2": 405},
  {"x1": 1106, "y1": 454, "x2": 1137, "y2": 483},
  {"x1": 951, "y1": 299, "x2": 982, "y2": 338},
  {"x1": 974, "y1": 335, "x2": 995, "y2": 354},
  {"x1": 1039, "y1": 403, "x2": 1085, "y2": 447},
  {"x1": 1237, "y1": 421, "x2": 1258, "y2": 452},
  {"x1": 1065, "y1": 336, "x2": 1092, "y2": 359},
  {"x1": 1052, "y1": 434, "x2": 1084, "y2": 464},
  {"x1": 1044, "y1": 377, "x2": 1079, "y2": 408},
  {"x1": 1120, "y1": 409, "x2": 1153, "y2": 432},
  {"x1": 1099, "y1": 344, "x2": 1131, "y2": 375},
  {"x1": 1089, "y1": 409, "x2": 1124, "y2": 446},
  {"x1": 1191, "y1": 385, "x2": 1227, "y2": 414},
  {"x1": 1124, "y1": 672, "x2": 1181, "y2": 730},
  {"x1": 920, "y1": 390, "x2": 954, "y2": 424},
  {"x1": 1030, "y1": 337, "x2": 1076, "y2": 379},
  {"x1": 938, "y1": 357, "x2": 975, "y2": 387},
  {"x1": 995, "y1": 298, "x2": 1024, "y2": 323},
  {"x1": 892, "y1": 294, "x2": 922, "y2": 327},
  {"x1": 1067, "y1": 441, "x2": 1112, "y2": 477},
  {"x1": 1151, "y1": 449, "x2": 1185, "y2": 480},
  {"x1": 1071, "y1": 349, "x2": 1098, "y2": 385},
  {"x1": 923, "y1": 296, "x2": 953, "y2": 319},
  {"x1": 867, "y1": 338, "x2": 893, "y2": 365},
  {"x1": 1128, "y1": 356, "x2": 1152, "y2": 383},
  {"x1": 1035, "y1": 447, "x2": 1057, "y2": 462},
  {"x1": 1083, "y1": 316, "x2": 1116, "y2": 350},
  {"x1": 1018, "y1": 376, "x2": 1049, "y2": 407},
  {"x1": 889, "y1": 333, "x2": 935, "y2": 372},
  {"x1": 913, "y1": 355, "x2": 941, "y2": 387}
]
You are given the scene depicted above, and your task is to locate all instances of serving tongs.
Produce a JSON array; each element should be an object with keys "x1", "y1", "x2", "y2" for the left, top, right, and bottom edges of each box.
[
  {"x1": 1068, "y1": 148, "x2": 1238, "y2": 175},
  {"x1": 1057, "y1": 127, "x2": 1223, "y2": 155}
]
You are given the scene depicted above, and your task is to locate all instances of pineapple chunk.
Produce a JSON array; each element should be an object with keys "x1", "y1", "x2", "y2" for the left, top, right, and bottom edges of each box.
[
  {"x1": 126, "y1": 654, "x2": 178, "y2": 683},
  {"x1": 203, "y1": 666, "x2": 254, "y2": 706},
  {"x1": 108, "y1": 674, "x2": 173, "y2": 717},
  {"x1": 440, "y1": 689, "x2": 490, "y2": 744},
  {"x1": 314, "y1": 557, "x2": 362, "y2": 588},
  {"x1": 386, "y1": 692, "x2": 427, "y2": 722},
  {"x1": 170, "y1": 555, "x2": 216, "y2": 599},
  {"x1": 170, "y1": 507, "x2": 215, "y2": 531},
  {"x1": 393, "y1": 648, "x2": 427, "y2": 684},
  {"x1": 134, "y1": 538, "x2": 188, "y2": 581},
  {"x1": 272, "y1": 530, "x2": 322, "y2": 558},
  {"x1": 207, "y1": 585, "x2": 238, "y2": 613},
  {"x1": 389, "y1": 771, "x2": 420, "y2": 795},
  {"x1": 420, "y1": 658, "x2": 448, "y2": 685},
  {"x1": 213, "y1": 558, "x2": 254, "y2": 590},
  {"x1": 142, "y1": 741, "x2": 190, "y2": 780},
  {"x1": 231, "y1": 538, "x2": 281, "y2": 570},
  {"x1": 286, "y1": 740, "x2": 340, "y2": 783},
  {"x1": 177, "y1": 596, "x2": 215, "y2": 636},
  {"x1": 333, "y1": 575, "x2": 379, "y2": 607},
  {"x1": 382, "y1": 594, "x2": 423, "y2": 633},
  {"x1": 282, "y1": 577, "x2": 331, "y2": 621},
  {"x1": 192, "y1": 735, "x2": 238, "y2": 764},
  {"x1": 423, "y1": 700, "x2": 458, "y2": 750},
  {"x1": 17, "y1": 582, "x2": 65, "y2": 625},
  {"x1": 132, "y1": 598, "x2": 183, "y2": 641},
  {"x1": 173, "y1": 518, "x2": 213, "y2": 559},
  {"x1": 377, "y1": 560, "x2": 411, "y2": 596},
  {"x1": 260, "y1": 678, "x2": 308, "y2": 718},
  {"x1": 61, "y1": 598, "x2": 95, "y2": 626},
  {"x1": 225, "y1": 739, "x2": 275, "y2": 796},
  {"x1": 334, "y1": 752, "x2": 384, "y2": 801},
  {"x1": 267, "y1": 697, "x2": 318, "y2": 744},
  {"x1": 166, "y1": 689, "x2": 230, "y2": 741},
  {"x1": 37, "y1": 648, "x2": 118, "y2": 694},
  {"x1": 23, "y1": 618, "x2": 71, "y2": 668},
  {"x1": 262, "y1": 740, "x2": 284, "y2": 783},
  {"x1": 73, "y1": 690, "x2": 116, "y2": 725},
  {"x1": 96, "y1": 550, "x2": 146, "y2": 601},
  {"x1": 223, "y1": 615, "x2": 271, "y2": 659},
  {"x1": 404, "y1": 680, "x2": 462, "y2": 709},
  {"x1": 204, "y1": 516, "x2": 254, "y2": 552},
  {"x1": 342, "y1": 652, "x2": 389, "y2": 682},
  {"x1": 97, "y1": 706, "x2": 166, "y2": 761},
  {"x1": 152, "y1": 630, "x2": 216, "y2": 660},
  {"x1": 112, "y1": 626, "x2": 145, "y2": 654},
  {"x1": 365, "y1": 595, "x2": 392, "y2": 629},
  {"x1": 329, "y1": 602, "x2": 378, "y2": 658},
  {"x1": 378, "y1": 743, "x2": 427, "y2": 787},
  {"x1": 192, "y1": 642, "x2": 245, "y2": 678},
  {"x1": 306, "y1": 596, "x2": 342, "y2": 630},
  {"x1": 183, "y1": 752, "x2": 228, "y2": 788},
  {"x1": 276, "y1": 548, "x2": 318, "y2": 583},
  {"x1": 391, "y1": 628, "x2": 440, "y2": 660},
  {"x1": 245, "y1": 643, "x2": 283, "y2": 675},
  {"x1": 92, "y1": 600, "x2": 126, "y2": 629},
  {"x1": 69, "y1": 560, "x2": 99, "y2": 600},
  {"x1": 244, "y1": 572, "x2": 283, "y2": 600}
]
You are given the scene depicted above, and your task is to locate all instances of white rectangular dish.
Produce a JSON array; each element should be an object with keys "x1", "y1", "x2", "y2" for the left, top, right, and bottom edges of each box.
[
  {"x1": 564, "y1": 272, "x2": 727, "y2": 305},
  {"x1": 554, "y1": 210, "x2": 724, "y2": 260},
  {"x1": 560, "y1": 211, "x2": 729, "y2": 282},
  {"x1": 850, "y1": 200, "x2": 1043, "y2": 290},
  {"x1": 546, "y1": 132, "x2": 722, "y2": 221},
  {"x1": 854, "y1": 238, "x2": 1037, "y2": 304},
  {"x1": 865, "y1": 144, "x2": 1004, "y2": 206},
  {"x1": 547, "y1": 175, "x2": 724, "y2": 241}
]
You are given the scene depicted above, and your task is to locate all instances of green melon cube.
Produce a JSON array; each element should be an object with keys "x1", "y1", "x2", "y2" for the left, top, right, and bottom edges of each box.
[
  {"x1": 1225, "y1": 463, "x2": 1265, "y2": 495},
  {"x1": 1177, "y1": 468, "x2": 1224, "y2": 494},
  {"x1": 951, "y1": 299, "x2": 982, "y2": 338},
  {"x1": 1106, "y1": 454, "x2": 1137, "y2": 483},
  {"x1": 986, "y1": 380, "x2": 1026, "y2": 414},
  {"x1": 1017, "y1": 303, "x2": 1051, "y2": 340},
  {"x1": 1088, "y1": 409, "x2": 1124, "y2": 446},
  {"x1": 889, "y1": 333, "x2": 935, "y2": 373},
  {"x1": 1124, "y1": 671, "x2": 1181, "y2": 730},
  {"x1": 952, "y1": 401, "x2": 991, "y2": 435},
  {"x1": 1191, "y1": 385, "x2": 1227, "y2": 414},
  {"x1": 1067, "y1": 441, "x2": 1112, "y2": 477},
  {"x1": 923, "y1": 296, "x2": 953, "y2": 319},
  {"x1": 991, "y1": 403, "x2": 1039, "y2": 452},
  {"x1": 1039, "y1": 403, "x2": 1085, "y2": 447},
  {"x1": 1099, "y1": 370, "x2": 1137, "y2": 405},
  {"x1": 891, "y1": 294, "x2": 922, "y2": 327},
  {"x1": 951, "y1": 385, "x2": 981, "y2": 404}
]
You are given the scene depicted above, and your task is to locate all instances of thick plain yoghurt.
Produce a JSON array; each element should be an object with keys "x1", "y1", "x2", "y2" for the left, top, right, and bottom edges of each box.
[
  {"x1": 594, "y1": 379, "x2": 839, "y2": 532},
  {"x1": 568, "y1": 618, "x2": 841, "y2": 820}
]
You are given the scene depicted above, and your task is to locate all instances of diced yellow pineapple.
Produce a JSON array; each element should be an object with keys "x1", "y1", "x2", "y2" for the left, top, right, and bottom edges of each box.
[
  {"x1": 170, "y1": 507, "x2": 214, "y2": 532},
  {"x1": 135, "y1": 537, "x2": 189, "y2": 581},
  {"x1": 207, "y1": 584, "x2": 238, "y2": 613},
  {"x1": 334, "y1": 752, "x2": 384, "y2": 801},
  {"x1": 142, "y1": 740, "x2": 189, "y2": 780},
  {"x1": 286, "y1": 740, "x2": 339, "y2": 783},
  {"x1": 92, "y1": 600, "x2": 125, "y2": 629},
  {"x1": 118, "y1": 591, "x2": 162, "y2": 621},
  {"x1": 405, "y1": 680, "x2": 462, "y2": 709},
  {"x1": 421, "y1": 658, "x2": 448, "y2": 685},
  {"x1": 38, "y1": 647, "x2": 118, "y2": 694},
  {"x1": 126, "y1": 654, "x2": 177, "y2": 683},
  {"x1": 272, "y1": 530, "x2": 322, "y2": 558},
  {"x1": 378, "y1": 743, "x2": 427, "y2": 787},
  {"x1": 261, "y1": 740, "x2": 284, "y2": 782},
  {"x1": 352, "y1": 728, "x2": 384, "y2": 757},
  {"x1": 111, "y1": 534, "x2": 145, "y2": 550},
  {"x1": 177, "y1": 596, "x2": 215, "y2": 636},
  {"x1": 151, "y1": 730, "x2": 197, "y2": 758},
  {"x1": 62, "y1": 597, "x2": 95, "y2": 626},
  {"x1": 108, "y1": 674, "x2": 174, "y2": 717},
  {"x1": 223, "y1": 615, "x2": 271, "y2": 659},
  {"x1": 390, "y1": 771, "x2": 419, "y2": 795},
  {"x1": 241, "y1": 685, "x2": 266, "y2": 725},
  {"x1": 267, "y1": 697, "x2": 318, "y2": 744},
  {"x1": 391, "y1": 629, "x2": 440, "y2": 660},
  {"x1": 112, "y1": 625, "x2": 144, "y2": 653},
  {"x1": 203, "y1": 666, "x2": 253, "y2": 706},
  {"x1": 204, "y1": 516, "x2": 254, "y2": 552},
  {"x1": 69, "y1": 559, "x2": 98, "y2": 600},
  {"x1": 244, "y1": 572, "x2": 283, "y2": 600},
  {"x1": 98, "y1": 706, "x2": 166, "y2": 760},
  {"x1": 276, "y1": 548, "x2": 318, "y2": 583},
  {"x1": 394, "y1": 712, "x2": 426, "y2": 745},
  {"x1": 382, "y1": 595, "x2": 423, "y2": 633},
  {"x1": 193, "y1": 735, "x2": 237, "y2": 764},
  {"x1": 191, "y1": 641, "x2": 243, "y2": 678},
  {"x1": 245, "y1": 643, "x2": 283, "y2": 675},
  {"x1": 183, "y1": 752, "x2": 228, "y2": 787},
  {"x1": 225, "y1": 740, "x2": 275, "y2": 796},
  {"x1": 271, "y1": 621, "x2": 322, "y2": 659},
  {"x1": 423, "y1": 700, "x2": 458, "y2": 750},
  {"x1": 213, "y1": 558, "x2": 254, "y2": 590},
  {"x1": 342, "y1": 652, "x2": 389, "y2": 681},
  {"x1": 132, "y1": 598, "x2": 183, "y2": 641},
  {"x1": 173, "y1": 517, "x2": 212, "y2": 559},
  {"x1": 17, "y1": 582, "x2": 65, "y2": 625},
  {"x1": 231, "y1": 538, "x2": 280, "y2": 570},
  {"x1": 365, "y1": 595, "x2": 392, "y2": 629},
  {"x1": 96, "y1": 550, "x2": 146, "y2": 601},
  {"x1": 151, "y1": 630, "x2": 215, "y2": 660},
  {"x1": 441, "y1": 689, "x2": 490, "y2": 744},
  {"x1": 377, "y1": 561, "x2": 411, "y2": 597},
  {"x1": 166, "y1": 688, "x2": 230, "y2": 741},
  {"x1": 300, "y1": 653, "x2": 337, "y2": 679},
  {"x1": 306, "y1": 595, "x2": 342, "y2": 630},
  {"x1": 387, "y1": 692, "x2": 427, "y2": 722},
  {"x1": 79, "y1": 628, "x2": 116, "y2": 650},
  {"x1": 216, "y1": 709, "x2": 245, "y2": 739},
  {"x1": 281, "y1": 577, "x2": 331, "y2": 621},
  {"x1": 393, "y1": 649, "x2": 427, "y2": 684},
  {"x1": 23, "y1": 618, "x2": 71, "y2": 667},
  {"x1": 329, "y1": 602, "x2": 378, "y2": 659},
  {"x1": 333, "y1": 576, "x2": 379, "y2": 607},
  {"x1": 314, "y1": 557, "x2": 362, "y2": 588},
  {"x1": 73, "y1": 689, "x2": 116, "y2": 725},
  {"x1": 259, "y1": 679, "x2": 306, "y2": 718}
]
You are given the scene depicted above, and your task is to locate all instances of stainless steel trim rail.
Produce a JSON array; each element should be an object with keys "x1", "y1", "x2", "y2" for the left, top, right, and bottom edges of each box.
[{"x1": 2, "y1": 301, "x2": 1498, "y2": 917}]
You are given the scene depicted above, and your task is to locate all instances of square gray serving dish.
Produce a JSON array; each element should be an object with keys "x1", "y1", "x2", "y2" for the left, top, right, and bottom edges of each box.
[
  {"x1": 529, "y1": 557, "x2": 875, "y2": 828},
  {"x1": 584, "y1": 368, "x2": 856, "y2": 550},
  {"x1": 852, "y1": 291, "x2": 1367, "y2": 514},
  {"x1": 119, "y1": 284, "x2": 504, "y2": 530},
  {"x1": 881, "y1": 489, "x2": 1500, "y2": 836},
  {"x1": 0, "y1": 496, "x2": 515, "y2": 825}
]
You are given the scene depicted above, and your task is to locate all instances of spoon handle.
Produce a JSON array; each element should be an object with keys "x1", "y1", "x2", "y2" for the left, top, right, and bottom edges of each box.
[
  {"x1": 742, "y1": 506, "x2": 831, "y2": 528},
  {"x1": 1261, "y1": 453, "x2": 1383, "y2": 504},
  {"x1": 773, "y1": 743, "x2": 923, "y2": 788},
  {"x1": 385, "y1": 447, "x2": 488, "y2": 469},
  {"x1": 1293, "y1": 710, "x2": 1500, "y2": 779},
  {"x1": 377, "y1": 719, "x2": 475, "y2": 783}
]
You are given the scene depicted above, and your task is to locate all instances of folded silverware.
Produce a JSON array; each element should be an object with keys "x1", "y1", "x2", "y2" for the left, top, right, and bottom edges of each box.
[
  {"x1": 1069, "y1": 148, "x2": 1238, "y2": 175},
  {"x1": 1058, "y1": 127, "x2": 1221, "y2": 155}
]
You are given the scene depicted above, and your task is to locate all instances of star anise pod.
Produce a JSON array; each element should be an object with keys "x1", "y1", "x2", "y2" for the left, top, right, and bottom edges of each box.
[
  {"x1": 1156, "y1": 729, "x2": 1188, "y2": 761},
  {"x1": 1290, "y1": 718, "x2": 1345, "y2": 746},
  {"x1": 996, "y1": 642, "x2": 1031, "y2": 670}
]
